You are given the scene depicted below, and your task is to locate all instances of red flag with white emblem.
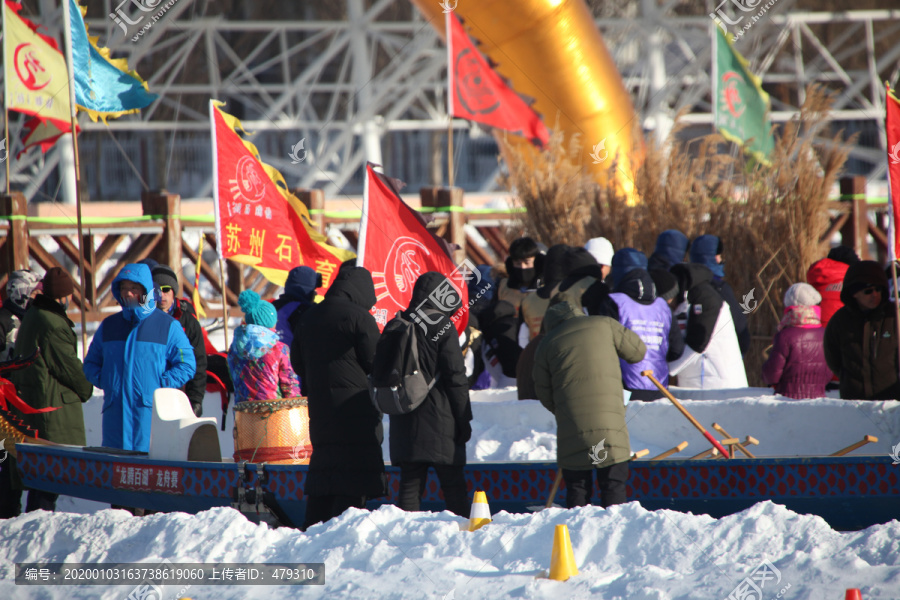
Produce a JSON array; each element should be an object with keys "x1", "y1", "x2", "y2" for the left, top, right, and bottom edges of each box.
[{"x1": 358, "y1": 164, "x2": 471, "y2": 333}]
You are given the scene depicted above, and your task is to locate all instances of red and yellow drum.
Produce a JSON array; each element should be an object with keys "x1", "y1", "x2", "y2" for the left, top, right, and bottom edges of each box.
[{"x1": 233, "y1": 397, "x2": 312, "y2": 464}]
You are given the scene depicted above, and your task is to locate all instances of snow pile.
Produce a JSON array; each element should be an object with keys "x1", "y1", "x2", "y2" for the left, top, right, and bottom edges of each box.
[{"x1": 1, "y1": 501, "x2": 898, "y2": 599}]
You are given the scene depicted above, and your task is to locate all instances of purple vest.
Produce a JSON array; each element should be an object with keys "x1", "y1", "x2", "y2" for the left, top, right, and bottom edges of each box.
[{"x1": 610, "y1": 293, "x2": 671, "y2": 389}]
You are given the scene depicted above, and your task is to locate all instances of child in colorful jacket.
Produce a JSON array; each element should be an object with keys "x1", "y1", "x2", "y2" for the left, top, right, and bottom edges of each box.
[{"x1": 228, "y1": 290, "x2": 301, "y2": 403}]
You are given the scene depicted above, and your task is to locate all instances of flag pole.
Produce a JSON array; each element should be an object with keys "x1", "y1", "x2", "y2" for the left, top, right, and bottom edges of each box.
[
  {"x1": 3, "y1": 109, "x2": 9, "y2": 195},
  {"x1": 209, "y1": 100, "x2": 230, "y2": 350},
  {"x1": 446, "y1": 10, "x2": 454, "y2": 188},
  {"x1": 62, "y1": 0, "x2": 89, "y2": 358},
  {"x1": 3, "y1": 8, "x2": 10, "y2": 195},
  {"x1": 219, "y1": 258, "x2": 230, "y2": 350}
]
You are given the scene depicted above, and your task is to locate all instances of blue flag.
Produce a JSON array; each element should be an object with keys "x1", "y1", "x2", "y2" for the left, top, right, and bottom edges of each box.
[{"x1": 68, "y1": 0, "x2": 156, "y2": 121}]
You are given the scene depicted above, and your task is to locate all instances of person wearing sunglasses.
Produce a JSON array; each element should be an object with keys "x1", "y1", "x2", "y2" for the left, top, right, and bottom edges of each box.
[
  {"x1": 824, "y1": 260, "x2": 900, "y2": 400},
  {"x1": 151, "y1": 264, "x2": 208, "y2": 418}
]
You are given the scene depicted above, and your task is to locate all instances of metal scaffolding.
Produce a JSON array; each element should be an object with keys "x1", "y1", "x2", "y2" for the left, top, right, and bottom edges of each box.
[{"x1": 2, "y1": 0, "x2": 899, "y2": 202}]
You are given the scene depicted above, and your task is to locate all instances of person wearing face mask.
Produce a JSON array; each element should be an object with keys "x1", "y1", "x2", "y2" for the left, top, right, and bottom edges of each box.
[
  {"x1": 83, "y1": 263, "x2": 196, "y2": 452},
  {"x1": 495, "y1": 237, "x2": 544, "y2": 318},
  {"x1": 0, "y1": 270, "x2": 43, "y2": 362},
  {"x1": 3, "y1": 268, "x2": 93, "y2": 515},
  {"x1": 824, "y1": 260, "x2": 900, "y2": 400}
]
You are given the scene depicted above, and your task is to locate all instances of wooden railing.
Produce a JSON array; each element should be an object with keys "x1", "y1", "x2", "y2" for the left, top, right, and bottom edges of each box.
[{"x1": 0, "y1": 188, "x2": 517, "y2": 323}]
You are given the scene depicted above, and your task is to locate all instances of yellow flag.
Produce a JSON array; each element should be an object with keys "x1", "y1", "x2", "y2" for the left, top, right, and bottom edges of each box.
[
  {"x1": 2, "y1": 1, "x2": 72, "y2": 128},
  {"x1": 192, "y1": 235, "x2": 207, "y2": 318}
]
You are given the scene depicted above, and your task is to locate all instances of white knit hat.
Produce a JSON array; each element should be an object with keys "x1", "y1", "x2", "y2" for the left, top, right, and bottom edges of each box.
[
  {"x1": 584, "y1": 237, "x2": 614, "y2": 266},
  {"x1": 784, "y1": 282, "x2": 821, "y2": 307}
]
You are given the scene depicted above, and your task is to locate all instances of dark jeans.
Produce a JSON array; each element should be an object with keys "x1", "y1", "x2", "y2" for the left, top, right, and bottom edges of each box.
[
  {"x1": 397, "y1": 462, "x2": 470, "y2": 518},
  {"x1": 562, "y1": 462, "x2": 629, "y2": 508},
  {"x1": 303, "y1": 494, "x2": 367, "y2": 530},
  {"x1": 25, "y1": 490, "x2": 58, "y2": 512}
]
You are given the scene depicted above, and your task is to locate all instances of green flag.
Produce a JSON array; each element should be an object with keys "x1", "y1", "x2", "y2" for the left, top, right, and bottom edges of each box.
[{"x1": 714, "y1": 27, "x2": 774, "y2": 162}]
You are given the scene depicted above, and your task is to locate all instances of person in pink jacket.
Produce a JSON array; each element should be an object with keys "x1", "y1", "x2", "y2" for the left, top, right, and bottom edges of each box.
[
  {"x1": 761, "y1": 283, "x2": 833, "y2": 399},
  {"x1": 227, "y1": 290, "x2": 301, "y2": 403}
]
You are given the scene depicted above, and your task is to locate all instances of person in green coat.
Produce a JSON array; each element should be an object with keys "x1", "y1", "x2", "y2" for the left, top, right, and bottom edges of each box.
[
  {"x1": 6, "y1": 267, "x2": 94, "y2": 514},
  {"x1": 533, "y1": 300, "x2": 646, "y2": 508}
]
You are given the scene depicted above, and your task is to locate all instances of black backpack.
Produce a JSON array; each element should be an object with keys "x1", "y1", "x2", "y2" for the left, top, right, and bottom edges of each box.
[{"x1": 368, "y1": 311, "x2": 440, "y2": 415}]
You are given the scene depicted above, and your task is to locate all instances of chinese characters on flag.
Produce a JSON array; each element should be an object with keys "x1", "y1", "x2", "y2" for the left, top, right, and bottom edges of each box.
[{"x1": 209, "y1": 102, "x2": 352, "y2": 291}]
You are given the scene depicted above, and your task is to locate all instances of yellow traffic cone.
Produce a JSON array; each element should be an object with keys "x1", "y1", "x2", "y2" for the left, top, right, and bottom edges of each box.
[
  {"x1": 548, "y1": 524, "x2": 578, "y2": 581},
  {"x1": 468, "y1": 490, "x2": 492, "y2": 531}
]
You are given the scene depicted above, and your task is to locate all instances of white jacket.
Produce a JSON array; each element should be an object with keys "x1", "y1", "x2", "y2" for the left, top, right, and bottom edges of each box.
[{"x1": 668, "y1": 303, "x2": 747, "y2": 389}]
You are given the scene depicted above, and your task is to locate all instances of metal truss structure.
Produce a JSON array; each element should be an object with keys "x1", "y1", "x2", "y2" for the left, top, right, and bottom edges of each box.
[{"x1": 2, "y1": 0, "x2": 899, "y2": 203}]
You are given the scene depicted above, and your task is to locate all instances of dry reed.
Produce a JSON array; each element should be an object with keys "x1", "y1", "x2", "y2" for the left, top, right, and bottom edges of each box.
[{"x1": 500, "y1": 84, "x2": 855, "y2": 385}]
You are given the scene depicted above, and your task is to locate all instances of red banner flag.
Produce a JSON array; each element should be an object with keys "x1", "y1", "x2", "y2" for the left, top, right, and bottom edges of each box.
[
  {"x1": 209, "y1": 101, "x2": 354, "y2": 292},
  {"x1": 447, "y1": 12, "x2": 549, "y2": 146},
  {"x1": 887, "y1": 84, "x2": 900, "y2": 260},
  {"x1": 358, "y1": 164, "x2": 474, "y2": 334}
]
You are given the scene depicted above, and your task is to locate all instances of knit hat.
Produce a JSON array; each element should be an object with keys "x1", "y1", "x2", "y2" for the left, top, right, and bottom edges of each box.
[
  {"x1": 6, "y1": 270, "x2": 42, "y2": 310},
  {"x1": 783, "y1": 282, "x2": 821, "y2": 308},
  {"x1": 238, "y1": 289, "x2": 277, "y2": 328},
  {"x1": 284, "y1": 266, "x2": 319, "y2": 300},
  {"x1": 151, "y1": 264, "x2": 179, "y2": 292},
  {"x1": 584, "y1": 237, "x2": 614, "y2": 266},
  {"x1": 827, "y1": 245, "x2": 860, "y2": 266},
  {"x1": 42, "y1": 267, "x2": 74, "y2": 299},
  {"x1": 649, "y1": 268, "x2": 679, "y2": 301}
]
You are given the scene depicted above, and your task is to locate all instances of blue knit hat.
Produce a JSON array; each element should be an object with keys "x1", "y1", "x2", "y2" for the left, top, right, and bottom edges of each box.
[{"x1": 238, "y1": 290, "x2": 277, "y2": 328}]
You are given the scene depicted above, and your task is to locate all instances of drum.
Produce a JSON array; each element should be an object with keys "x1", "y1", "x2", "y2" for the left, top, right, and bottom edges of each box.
[{"x1": 233, "y1": 397, "x2": 312, "y2": 464}]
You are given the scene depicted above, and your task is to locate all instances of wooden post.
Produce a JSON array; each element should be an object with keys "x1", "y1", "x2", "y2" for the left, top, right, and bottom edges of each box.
[
  {"x1": 839, "y1": 176, "x2": 869, "y2": 260},
  {"x1": 419, "y1": 187, "x2": 466, "y2": 264},
  {"x1": 0, "y1": 192, "x2": 29, "y2": 275},
  {"x1": 141, "y1": 190, "x2": 183, "y2": 290},
  {"x1": 294, "y1": 188, "x2": 326, "y2": 235}
]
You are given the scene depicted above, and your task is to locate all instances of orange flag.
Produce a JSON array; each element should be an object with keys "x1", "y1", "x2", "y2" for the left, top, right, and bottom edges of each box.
[{"x1": 887, "y1": 84, "x2": 900, "y2": 261}]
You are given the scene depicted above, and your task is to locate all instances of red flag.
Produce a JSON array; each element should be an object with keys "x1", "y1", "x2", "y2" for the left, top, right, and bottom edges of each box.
[
  {"x1": 18, "y1": 116, "x2": 78, "y2": 158},
  {"x1": 887, "y1": 84, "x2": 900, "y2": 260},
  {"x1": 209, "y1": 102, "x2": 353, "y2": 293},
  {"x1": 447, "y1": 12, "x2": 549, "y2": 146},
  {"x1": 358, "y1": 164, "x2": 472, "y2": 334}
]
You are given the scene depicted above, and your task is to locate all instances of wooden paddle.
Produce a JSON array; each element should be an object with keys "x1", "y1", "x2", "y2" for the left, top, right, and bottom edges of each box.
[
  {"x1": 641, "y1": 370, "x2": 731, "y2": 459},
  {"x1": 830, "y1": 435, "x2": 878, "y2": 456}
]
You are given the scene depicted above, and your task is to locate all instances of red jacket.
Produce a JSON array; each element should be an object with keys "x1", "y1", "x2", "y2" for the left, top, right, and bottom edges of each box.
[{"x1": 806, "y1": 258, "x2": 848, "y2": 328}]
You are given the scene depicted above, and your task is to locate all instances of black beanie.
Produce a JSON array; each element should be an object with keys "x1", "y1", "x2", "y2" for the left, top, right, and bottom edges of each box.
[
  {"x1": 827, "y1": 245, "x2": 860, "y2": 266},
  {"x1": 649, "y1": 269, "x2": 678, "y2": 301},
  {"x1": 151, "y1": 265, "x2": 179, "y2": 291}
]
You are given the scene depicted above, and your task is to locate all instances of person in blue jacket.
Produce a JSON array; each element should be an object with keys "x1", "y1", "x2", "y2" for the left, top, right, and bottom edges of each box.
[{"x1": 83, "y1": 263, "x2": 196, "y2": 452}]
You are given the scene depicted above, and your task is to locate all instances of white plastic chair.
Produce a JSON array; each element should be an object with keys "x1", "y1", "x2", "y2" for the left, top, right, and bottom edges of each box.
[{"x1": 149, "y1": 388, "x2": 221, "y2": 462}]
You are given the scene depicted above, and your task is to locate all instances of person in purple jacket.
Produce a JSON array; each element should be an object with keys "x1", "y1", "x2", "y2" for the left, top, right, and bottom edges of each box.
[{"x1": 761, "y1": 283, "x2": 833, "y2": 399}]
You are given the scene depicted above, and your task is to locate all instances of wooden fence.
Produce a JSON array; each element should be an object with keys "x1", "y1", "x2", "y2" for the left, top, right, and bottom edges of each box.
[{"x1": 0, "y1": 188, "x2": 517, "y2": 323}]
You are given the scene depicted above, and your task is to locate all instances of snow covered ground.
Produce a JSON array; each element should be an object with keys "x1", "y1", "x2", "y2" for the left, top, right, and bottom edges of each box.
[{"x1": 1, "y1": 327, "x2": 899, "y2": 598}]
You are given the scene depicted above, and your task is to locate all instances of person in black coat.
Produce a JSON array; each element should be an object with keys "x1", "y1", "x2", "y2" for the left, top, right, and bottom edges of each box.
[
  {"x1": 291, "y1": 266, "x2": 386, "y2": 529},
  {"x1": 389, "y1": 272, "x2": 473, "y2": 517}
]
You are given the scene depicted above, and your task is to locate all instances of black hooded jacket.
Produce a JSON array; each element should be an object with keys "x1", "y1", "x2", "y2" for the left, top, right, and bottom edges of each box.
[
  {"x1": 670, "y1": 263, "x2": 726, "y2": 354},
  {"x1": 824, "y1": 261, "x2": 900, "y2": 400},
  {"x1": 292, "y1": 266, "x2": 386, "y2": 497},
  {"x1": 389, "y1": 272, "x2": 473, "y2": 466}
]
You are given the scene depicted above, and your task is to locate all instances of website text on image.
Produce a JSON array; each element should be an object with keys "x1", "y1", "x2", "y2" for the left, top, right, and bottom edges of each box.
[
  {"x1": 108, "y1": 0, "x2": 182, "y2": 42},
  {"x1": 710, "y1": 0, "x2": 781, "y2": 39}
]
